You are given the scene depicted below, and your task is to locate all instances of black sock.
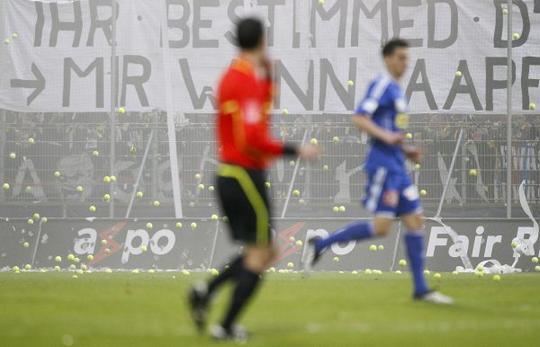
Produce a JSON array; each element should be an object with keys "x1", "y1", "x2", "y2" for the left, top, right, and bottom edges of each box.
[
  {"x1": 221, "y1": 267, "x2": 262, "y2": 331},
  {"x1": 207, "y1": 255, "x2": 243, "y2": 298}
]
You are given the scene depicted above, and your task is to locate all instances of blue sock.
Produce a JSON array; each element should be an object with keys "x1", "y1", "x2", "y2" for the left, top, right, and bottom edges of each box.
[
  {"x1": 404, "y1": 232, "x2": 430, "y2": 296},
  {"x1": 315, "y1": 221, "x2": 374, "y2": 253}
]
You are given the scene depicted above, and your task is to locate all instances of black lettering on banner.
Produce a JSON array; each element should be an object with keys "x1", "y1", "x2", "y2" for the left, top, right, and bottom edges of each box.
[
  {"x1": 225, "y1": 0, "x2": 243, "y2": 45},
  {"x1": 121, "y1": 56, "x2": 151, "y2": 107},
  {"x1": 63, "y1": 58, "x2": 104, "y2": 108},
  {"x1": 167, "y1": 0, "x2": 190, "y2": 49},
  {"x1": 34, "y1": 2, "x2": 45, "y2": 47},
  {"x1": 319, "y1": 58, "x2": 356, "y2": 111},
  {"x1": 485, "y1": 57, "x2": 516, "y2": 111},
  {"x1": 351, "y1": 0, "x2": 388, "y2": 46},
  {"x1": 392, "y1": 0, "x2": 423, "y2": 47},
  {"x1": 521, "y1": 57, "x2": 540, "y2": 109},
  {"x1": 193, "y1": 0, "x2": 219, "y2": 48},
  {"x1": 427, "y1": 0, "x2": 458, "y2": 48},
  {"x1": 274, "y1": 60, "x2": 314, "y2": 110},
  {"x1": 87, "y1": 0, "x2": 117, "y2": 47},
  {"x1": 258, "y1": 0, "x2": 286, "y2": 47},
  {"x1": 493, "y1": 0, "x2": 530, "y2": 48},
  {"x1": 444, "y1": 60, "x2": 483, "y2": 110},
  {"x1": 50, "y1": 2, "x2": 83, "y2": 47},
  {"x1": 178, "y1": 59, "x2": 216, "y2": 109},
  {"x1": 310, "y1": 0, "x2": 348, "y2": 47},
  {"x1": 405, "y1": 59, "x2": 438, "y2": 110}
]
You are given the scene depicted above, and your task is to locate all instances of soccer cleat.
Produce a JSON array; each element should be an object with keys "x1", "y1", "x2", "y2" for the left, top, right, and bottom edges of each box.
[
  {"x1": 209, "y1": 324, "x2": 249, "y2": 343},
  {"x1": 187, "y1": 283, "x2": 209, "y2": 332},
  {"x1": 302, "y1": 237, "x2": 322, "y2": 272},
  {"x1": 414, "y1": 290, "x2": 454, "y2": 305}
]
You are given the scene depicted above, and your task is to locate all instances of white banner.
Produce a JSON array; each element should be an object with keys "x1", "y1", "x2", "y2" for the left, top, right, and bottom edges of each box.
[{"x1": 0, "y1": 0, "x2": 539, "y2": 113}]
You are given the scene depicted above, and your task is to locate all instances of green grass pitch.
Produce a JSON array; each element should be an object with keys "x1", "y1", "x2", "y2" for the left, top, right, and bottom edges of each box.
[{"x1": 1, "y1": 272, "x2": 540, "y2": 347}]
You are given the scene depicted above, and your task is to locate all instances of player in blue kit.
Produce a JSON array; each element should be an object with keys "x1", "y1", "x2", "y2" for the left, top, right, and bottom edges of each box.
[{"x1": 302, "y1": 39, "x2": 453, "y2": 305}]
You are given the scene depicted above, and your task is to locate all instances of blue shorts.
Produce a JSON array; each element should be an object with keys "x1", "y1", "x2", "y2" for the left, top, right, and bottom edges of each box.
[{"x1": 362, "y1": 167, "x2": 422, "y2": 218}]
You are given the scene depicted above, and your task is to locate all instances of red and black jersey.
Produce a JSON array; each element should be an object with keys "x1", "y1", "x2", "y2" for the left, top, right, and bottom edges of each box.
[{"x1": 216, "y1": 58, "x2": 289, "y2": 170}]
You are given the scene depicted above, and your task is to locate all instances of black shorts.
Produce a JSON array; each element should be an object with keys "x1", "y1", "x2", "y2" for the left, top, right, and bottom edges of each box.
[{"x1": 216, "y1": 164, "x2": 272, "y2": 246}]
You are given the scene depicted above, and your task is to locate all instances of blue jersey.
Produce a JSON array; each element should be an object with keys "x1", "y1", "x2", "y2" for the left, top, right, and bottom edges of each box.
[{"x1": 355, "y1": 74, "x2": 409, "y2": 173}]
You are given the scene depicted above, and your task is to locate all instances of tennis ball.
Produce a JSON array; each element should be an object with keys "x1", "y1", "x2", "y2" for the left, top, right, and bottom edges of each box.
[
  {"x1": 332, "y1": 136, "x2": 340, "y2": 143},
  {"x1": 100, "y1": 239, "x2": 107, "y2": 245},
  {"x1": 27, "y1": 218, "x2": 34, "y2": 225},
  {"x1": 332, "y1": 206, "x2": 339, "y2": 213},
  {"x1": 54, "y1": 266, "x2": 61, "y2": 271},
  {"x1": 92, "y1": 150, "x2": 99, "y2": 157},
  {"x1": 347, "y1": 80, "x2": 354, "y2": 86},
  {"x1": 299, "y1": 198, "x2": 306, "y2": 205},
  {"x1": 511, "y1": 241, "x2": 518, "y2": 249},
  {"x1": 9, "y1": 152, "x2": 16, "y2": 159},
  {"x1": 289, "y1": 236, "x2": 295, "y2": 242},
  {"x1": 323, "y1": 164, "x2": 329, "y2": 171},
  {"x1": 399, "y1": 259, "x2": 407, "y2": 266},
  {"x1": 103, "y1": 176, "x2": 111, "y2": 183},
  {"x1": 475, "y1": 271, "x2": 484, "y2": 277},
  {"x1": 23, "y1": 242, "x2": 29, "y2": 248},
  {"x1": 333, "y1": 256, "x2": 340, "y2": 262},
  {"x1": 103, "y1": 193, "x2": 111, "y2": 202},
  {"x1": 73, "y1": 257, "x2": 80, "y2": 263},
  {"x1": 378, "y1": 245, "x2": 384, "y2": 251},
  {"x1": 4, "y1": 38, "x2": 11, "y2": 44},
  {"x1": 529, "y1": 103, "x2": 537, "y2": 111},
  {"x1": 86, "y1": 255, "x2": 94, "y2": 261},
  {"x1": 512, "y1": 32, "x2": 520, "y2": 40},
  {"x1": 268, "y1": 267, "x2": 276, "y2": 273},
  {"x1": 208, "y1": 185, "x2": 215, "y2": 192},
  {"x1": 134, "y1": 191, "x2": 143, "y2": 199},
  {"x1": 105, "y1": 268, "x2": 113, "y2": 273},
  {"x1": 148, "y1": 269, "x2": 155, "y2": 273},
  {"x1": 420, "y1": 189, "x2": 427, "y2": 196},
  {"x1": 152, "y1": 200, "x2": 160, "y2": 207},
  {"x1": 141, "y1": 245, "x2": 147, "y2": 252},
  {"x1": 535, "y1": 266, "x2": 540, "y2": 272},
  {"x1": 295, "y1": 240, "x2": 303, "y2": 247},
  {"x1": 414, "y1": 163, "x2": 421, "y2": 170},
  {"x1": 211, "y1": 214, "x2": 219, "y2": 220},
  {"x1": 405, "y1": 133, "x2": 413, "y2": 139},
  {"x1": 352, "y1": 270, "x2": 358, "y2": 274},
  {"x1": 67, "y1": 254, "x2": 75, "y2": 261},
  {"x1": 146, "y1": 222, "x2": 153, "y2": 229},
  {"x1": 197, "y1": 183, "x2": 205, "y2": 190},
  {"x1": 41, "y1": 217, "x2": 48, "y2": 223},
  {"x1": 287, "y1": 262, "x2": 294, "y2": 268},
  {"x1": 502, "y1": 8, "x2": 509, "y2": 15},
  {"x1": 175, "y1": 222, "x2": 183, "y2": 229},
  {"x1": 76, "y1": 185, "x2": 84, "y2": 192},
  {"x1": 72, "y1": 274, "x2": 78, "y2": 279},
  {"x1": 292, "y1": 189, "x2": 300, "y2": 197},
  {"x1": 433, "y1": 273, "x2": 442, "y2": 279},
  {"x1": 110, "y1": 175, "x2": 117, "y2": 182},
  {"x1": 452, "y1": 270, "x2": 459, "y2": 275},
  {"x1": 339, "y1": 205, "x2": 346, "y2": 212},
  {"x1": 12, "y1": 266, "x2": 20, "y2": 272},
  {"x1": 265, "y1": 181, "x2": 271, "y2": 189},
  {"x1": 289, "y1": 160, "x2": 295, "y2": 166},
  {"x1": 310, "y1": 138, "x2": 318, "y2": 145},
  {"x1": 25, "y1": 186, "x2": 32, "y2": 192},
  {"x1": 118, "y1": 107, "x2": 126, "y2": 114},
  {"x1": 455, "y1": 71, "x2": 463, "y2": 77},
  {"x1": 318, "y1": 0, "x2": 325, "y2": 5},
  {"x1": 282, "y1": 108, "x2": 289, "y2": 114},
  {"x1": 424, "y1": 269, "x2": 431, "y2": 275},
  {"x1": 469, "y1": 169, "x2": 478, "y2": 176},
  {"x1": 80, "y1": 264, "x2": 88, "y2": 271},
  {"x1": 132, "y1": 269, "x2": 140, "y2": 274},
  {"x1": 191, "y1": 222, "x2": 197, "y2": 229},
  {"x1": 32, "y1": 213, "x2": 40, "y2": 220},
  {"x1": 369, "y1": 244, "x2": 377, "y2": 251},
  {"x1": 493, "y1": 274, "x2": 501, "y2": 281},
  {"x1": 181, "y1": 269, "x2": 190, "y2": 275},
  {"x1": 28, "y1": 137, "x2": 35, "y2": 144},
  {"x1": 210, "y1": 268, "x2": 219, "y2": 276},
  {"x1": 194, "y1": 173, "x2": 202, "y2": 180},
  {"x1": 105, "y1": 248, "x2": 111, "y2": 254},
  {"x1": 24, "y1": 264, "x2": 31, "y2": 270},
  {"x1": 2, "y1": 183, "x2": 9, "y2": 190},
  {"x1": 532, "y1": 257, "x2": 539, "y2": 263},
  {"x1": 55, "y1": 256, "x2": 62, "y2": 263},
  {"x1": 89, "y1": 205, "x2": 96, "y2": 212},
  {"x1": 395, "y1": 270, "x2": 402, "y2": 274},
  {"x1": 365, "y1": 269, "x2": 372, "y2": 274}
]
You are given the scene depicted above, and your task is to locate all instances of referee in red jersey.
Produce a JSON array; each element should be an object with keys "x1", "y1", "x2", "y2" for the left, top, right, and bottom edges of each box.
[{"x1": 188, "y1": 17, "x2": 319, "y2": 342}]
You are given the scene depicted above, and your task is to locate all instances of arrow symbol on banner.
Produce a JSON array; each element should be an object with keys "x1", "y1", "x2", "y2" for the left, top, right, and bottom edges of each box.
[{"x1": 10, "y1": 63, "x2": 45, "y2": 105}]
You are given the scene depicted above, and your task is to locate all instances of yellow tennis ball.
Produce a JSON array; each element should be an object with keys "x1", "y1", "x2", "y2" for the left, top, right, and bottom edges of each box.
[
  {"x1": 92, "y1": 150, "x2": 99, "y2": 157},
  {"x1": 152, "y1": 200, "x2": 160, "y2": 207},
  {"x1": 28, "y1": 137, "x2": 35, "y2": 144},
  {"x1": 9, "y1": 152, "x2": 16, "y2": 159},
  {"x1": 512, "y1": 32, "x2": 520, "y2": 40},
  {"x1": 23, "y1": 242, "x2": 29, "y2": 248},
  {"x1": 369, "y1": 244, "x2": 377, "y2": 251},
  {"x1": 89, "y1": 205, "x2": 96, "y2": 212},
  {"x1": 118, "y1": 107, "x2": 126, "y2": 114},
  {"x1": 455, "y1": 71, "x2": 463, "y2": 77},
  {"x1": 469, "y1": 169, "x2": 478, "y2": 176},
  {"x1": 377, "y1": 245, "x2": 384, "y2": 251},
  {"x1": 333, "y1": 256, "x2": 340, "y2": 262},
  {"x1": 76, "y1": 185, "x2": 84, "y2": 192},
  {"x1": 282, "y1": 108, "x2": 289, "y2": 115},
  {"x1": 287, "y1": 262, "x2": 294, "y2": 268},
  {"x1": 310, "y1": 138, "x2": 318, "y2": 145},
  {"x1": 32, "y1": 213, "x2": 40, "y2": 220},
  {"x1": 292, "y1": 189, "x2": 300, "y2": 197},
  {"x1": 347, "y1": 80, "x2": 354, "y2": 86},
  {"x1": 332, "y1": 206, "x2": 339, "y2": 213},
  {"x1": 146, "y1": 222, "x2": 153, "y2": 229},
  {"x1": 529, "y1": 103, "x2": 536, "y2": 111},
  {"x1": 405, "y1": 133, "x2": 413, "y2": 139},
  {"x1": 110, "y1": 175, "x2": 117, "y2": 182},
  {"x1": 103, "y1": 193, "x2": 111, "y2": 202},
  {"x1": 136, "y1": 191, "x2": 144, "y2": 198},
  {"x1": 2, "y1": 183, "x2": 10, "y2": 190},
  {"x1": 420, "y1": 189, "x2": 427, "y2": 196},
  {"x1": 191, "y1": 222, "x2": 198, "y2": 229},
  {"x1": 211, "y1": 214, "x2": 219, "y2": 220},
  {"x1": 339, "y1": 205, "x2": 346, "y2": 212},
  {"x1": 399, "y1": 259, "x2": 407, "y2": 266},
  {"x1": 27, "y1": 218, "x2": 34, "y2": 225},
  {"x1": 175, "y1": 222, "x2": 183, "y2": 229},
  {"x1": 87, "y1": 254, "x2": 94, "y2": 261}
]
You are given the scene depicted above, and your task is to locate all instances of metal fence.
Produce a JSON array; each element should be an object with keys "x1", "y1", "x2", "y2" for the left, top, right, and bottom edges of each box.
[{"x1": 1, "y1": 109, "x2": 538, "y2": 220}]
